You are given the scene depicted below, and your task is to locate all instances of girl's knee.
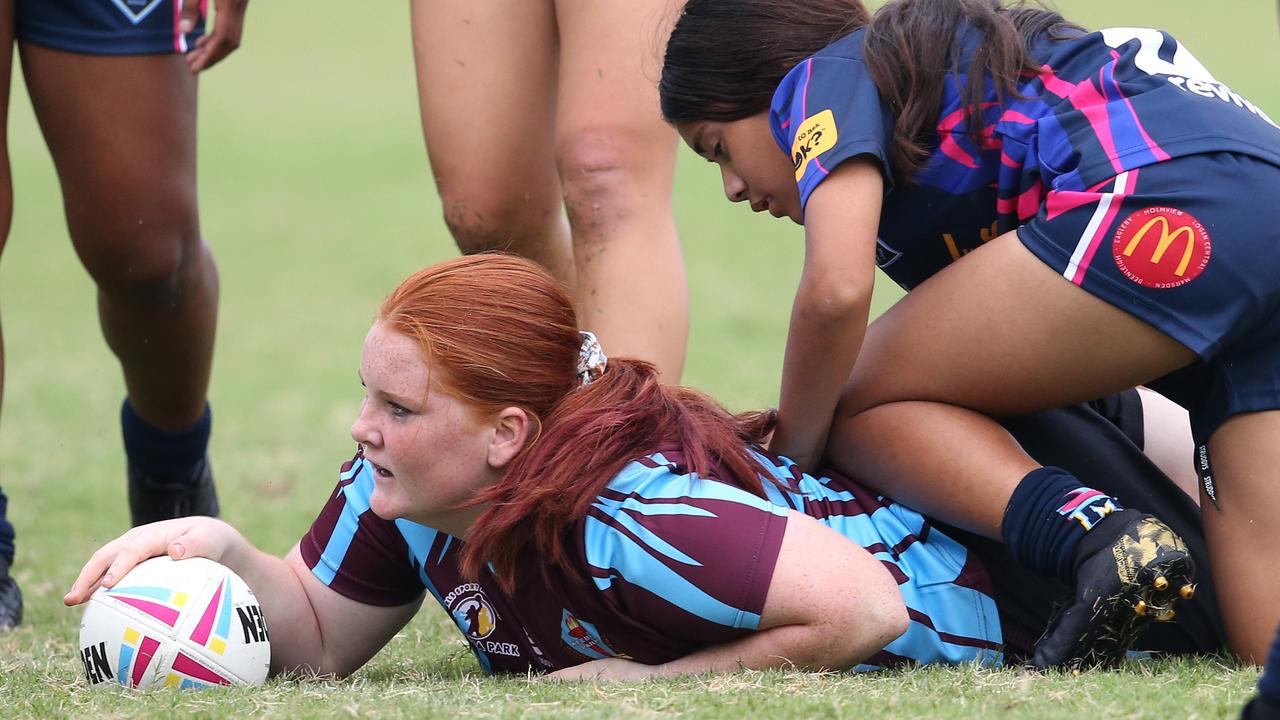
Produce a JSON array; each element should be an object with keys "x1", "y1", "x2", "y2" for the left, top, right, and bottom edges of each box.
[
  {"x1": 80, "y1": 228, "x2": 210, "y2": 308},
  {"x1": 438, "y1": 183, "x2": 562, "y2": 256},
  {"x1": 556, "y1": 127, "x2": 671, "y2": 236}
]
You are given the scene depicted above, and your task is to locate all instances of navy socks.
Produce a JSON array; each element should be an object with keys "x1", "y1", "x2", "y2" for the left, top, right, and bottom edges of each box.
[
  {"x1": 1261, "y1": 624, "x2": 1280, "y2": 703},
  {"x1": 121, "y1": 400, "x2": 212, "y2": 483},
  {"x1": 1001, "y1": 466, "x2": 1123, "y2": 582},
  {"x1": 0, "y1": 402, "x2": 213, "y2": 567},
  {"x1": 0, "y1": 486, "x2": 12, "y2": 565}
]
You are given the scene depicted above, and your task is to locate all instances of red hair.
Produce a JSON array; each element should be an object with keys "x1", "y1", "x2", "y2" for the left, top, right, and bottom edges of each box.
[{"x1": 378, "y1": 254, "x2": 776, "y2": 592}]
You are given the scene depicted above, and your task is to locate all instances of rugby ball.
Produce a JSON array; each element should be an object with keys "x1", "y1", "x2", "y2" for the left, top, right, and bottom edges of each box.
[{"x1": 78, "y1": 556, "x2": 271, "y2": 689}]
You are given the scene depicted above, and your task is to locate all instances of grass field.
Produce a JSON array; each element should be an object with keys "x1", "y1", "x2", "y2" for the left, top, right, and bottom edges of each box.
[{"x1": 1, "y1": 1, "x2": 1277, "y2": 717}]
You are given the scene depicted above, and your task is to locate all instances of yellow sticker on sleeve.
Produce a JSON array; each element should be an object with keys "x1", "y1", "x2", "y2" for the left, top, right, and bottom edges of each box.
[{"x1": 791, "y1": 109, "x2": 838, "y2": 181}]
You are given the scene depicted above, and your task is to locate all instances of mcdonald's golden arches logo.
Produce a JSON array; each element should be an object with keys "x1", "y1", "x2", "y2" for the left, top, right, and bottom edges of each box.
[{"x1": 1111, "y1": 206, "x2": 1211, "y2": 289}]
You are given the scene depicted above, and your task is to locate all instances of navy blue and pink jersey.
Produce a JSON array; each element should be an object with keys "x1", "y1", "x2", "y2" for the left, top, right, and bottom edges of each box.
[
  {"x1": 771, "y1": 25, "x2": 1280, "y2": 292},
  {"x1": 301, "y1": 448, "x2": 1004, "y2": 674}
]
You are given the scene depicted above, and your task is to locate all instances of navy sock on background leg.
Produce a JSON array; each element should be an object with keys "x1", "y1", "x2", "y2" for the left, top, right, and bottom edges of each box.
[
  {"x1": 121, "y1": 399, "x2": 212, "y2": 483},
  {"x1": 1244, "y1": 624, "x2": 1280, "y2": 718},
  {"x1": 0, "y1": 483, "x2": 20, "y2": 628},
  {"x1": 0, "y1": 486, "x2": 13, "y2": 565},
  {"x1": 1260, "y1": 625, "x2": 1280, "y2": 703},
  {"x1": 1001, "y1": 466, "x2": 1122, "y2": 582}
]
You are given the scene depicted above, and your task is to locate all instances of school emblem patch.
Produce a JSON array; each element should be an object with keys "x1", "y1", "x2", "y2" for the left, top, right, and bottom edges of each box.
[
  {"x1": 109, "y1": 0, "x2": 165, "y2": 25},
  {"x1": 445, "y1": 584, "x2": 498, "y2": 640},
  {"x1": 792, "y1": 109, "x2": 838, "y2": 181},
  {"x1": 1112, "y1": 206, "x2": 1211, "y2": 289},
  {"x1": 560, "y1": 610, "x2": 629, "y2": 661}
]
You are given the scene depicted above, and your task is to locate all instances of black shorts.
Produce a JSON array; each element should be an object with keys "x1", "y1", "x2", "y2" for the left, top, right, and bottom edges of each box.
[{"x1": 948, "y1": 390, "x2": 1225, "y2": 660}]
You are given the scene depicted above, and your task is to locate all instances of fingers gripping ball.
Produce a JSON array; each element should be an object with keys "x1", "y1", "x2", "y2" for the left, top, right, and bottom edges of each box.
[{"x1": 78, "y1": 557, "x2": 270, "y2": 689}]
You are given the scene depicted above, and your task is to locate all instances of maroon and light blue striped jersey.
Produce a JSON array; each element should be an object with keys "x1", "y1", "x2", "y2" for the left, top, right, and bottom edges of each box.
[
  {"x1": 301, "y1": 448, "x2": 1004, "y2": 674},
  {"x1": 771, "y1": 25, "x2": 1280, "y2": 291}
]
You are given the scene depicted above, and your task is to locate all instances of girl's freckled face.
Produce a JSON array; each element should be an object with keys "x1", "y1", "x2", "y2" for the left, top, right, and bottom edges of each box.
[{"x1": 349, "y1": 323, "x2": 496, "y2": 532}]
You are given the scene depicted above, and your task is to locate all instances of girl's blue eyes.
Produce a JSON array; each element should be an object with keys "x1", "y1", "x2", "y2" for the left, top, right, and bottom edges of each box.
[{"x1": 389, "y1": 402, "x2": 411, "y2": 418}]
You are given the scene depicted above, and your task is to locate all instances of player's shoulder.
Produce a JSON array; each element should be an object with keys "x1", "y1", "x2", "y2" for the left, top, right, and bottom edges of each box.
[
  {"x1": 1035, "y1": 26, "x2": 1170, "y2": 70},
  {"x1": 600, "y1": 449, "x2": 781, "y2": 512},
  {"x1": 810, "y1": 26, "x2": 868, "y2": 63},
  {"x1": 583, "y1": 450, "x2": 790, "y2": 595},
  {"x1": 775, "y1": 27, "x2": 870, "y2": 98}
]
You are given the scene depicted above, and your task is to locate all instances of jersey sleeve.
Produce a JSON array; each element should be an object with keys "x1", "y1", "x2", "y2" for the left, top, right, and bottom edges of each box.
[
  {"x1": 299, "y1": 452, "x2": 426, "y2": 607},
  {"x1": 582, "y1": 459, "x2": 790, "y2": 645},
  {"x1": 770, "y1": 49, "x2": 895, "y2": 209}
]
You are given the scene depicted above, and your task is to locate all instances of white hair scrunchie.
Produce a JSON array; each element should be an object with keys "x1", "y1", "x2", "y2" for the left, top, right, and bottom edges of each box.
[{"x1": 576, "y1": 331, "x2": 608, "y2": 386}]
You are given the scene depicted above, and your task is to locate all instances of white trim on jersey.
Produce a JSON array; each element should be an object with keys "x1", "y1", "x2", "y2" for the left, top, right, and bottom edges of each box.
[{"x1": 1062, "y1": 170, "x2": 1133, "y2": 284}]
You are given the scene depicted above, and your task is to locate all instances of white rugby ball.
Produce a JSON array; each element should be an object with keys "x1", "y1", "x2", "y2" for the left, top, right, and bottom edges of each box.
[{"x1": 78, "y1": 556, "x2": 271, "y2": 689}]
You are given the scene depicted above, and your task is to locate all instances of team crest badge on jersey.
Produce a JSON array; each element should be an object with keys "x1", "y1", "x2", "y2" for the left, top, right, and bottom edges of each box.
[
  {"x1": 110, "y1": 0, "x2": 165, "y2": 24},
  {"x1": 560, "y1": 610, "x2": 630, "y2": 661},
  {"x1": 792, "y1": 109, "x2": 838, "y2": 181},
  {"x1": 444, "y1": 583, "x2": 497, "y2": 640},
  {"x1": 1112, "y1": 206, "x2": 1211, "y2": 289}
]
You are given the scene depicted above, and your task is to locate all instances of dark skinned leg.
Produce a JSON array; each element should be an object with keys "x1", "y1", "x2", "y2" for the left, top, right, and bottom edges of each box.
[
  {"x1": 19, "y1": 44, "x2": 216, "y2": 431},
  {"x1": 20, "y1": 45, "x2": 218, "y2": 524},
  {"x1": 0, "y1": 0, "x2": 22, "y2": 630}
]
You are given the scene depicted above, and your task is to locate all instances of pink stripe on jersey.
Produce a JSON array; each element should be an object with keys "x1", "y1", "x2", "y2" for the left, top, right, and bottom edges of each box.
[
  {"x1": 795, "y1": 60, "x2": 829, "y2": 179},
  {"x1": 1077, "y1": 67, "x2": 1126, "y2": 175},
  {"x1": 936, "y1": 104, "x2": 998, "y2": 169},
  {"x1": 1045, "y1": 177, "x2": 1114, "y2": 221},
  {"x1": 997, "y1": 109, "x2": 1038, "y2": 126},
  {"x1": 1037, "y1": 64, "x2": 1078, "y2": 99},
  {"x1": 172, "y1": 0, "x2": 184, "y2": 53},
  {"x1": 1018, "y1": 178, "x2": 1045, "y2": 220},
  {"x1": 939, "y1": 136, "x2": 980, "y2": 168},
  {"x1": 1062, "y1": 169, "x2": 1139, "y2": 285},
  {"x1": 997, "y1": 178, "x2": 1045, "y2": 221},
  {"x1": 800, "y1": 59, "x2": 813, "y2": 119}
]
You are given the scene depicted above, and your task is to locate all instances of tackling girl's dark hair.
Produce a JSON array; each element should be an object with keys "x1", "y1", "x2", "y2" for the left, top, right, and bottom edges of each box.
[
  {"x1": 659, "y1": 0, "x2": 1081, "y2": 182},
  {"x1": 658, "y1": 0, "x2": 871, "y2": 124},
  {"x1": 377, "y1": 254, "x2": 778, "y2": 593}
]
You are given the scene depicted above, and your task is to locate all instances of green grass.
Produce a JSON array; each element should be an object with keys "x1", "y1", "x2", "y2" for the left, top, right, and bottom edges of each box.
[{"x1": 0, "y1": 1, "x2": 1276, "y2": 717}]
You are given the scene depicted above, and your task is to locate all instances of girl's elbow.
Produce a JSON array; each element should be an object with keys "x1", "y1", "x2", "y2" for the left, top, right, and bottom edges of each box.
[
  {"x1": 819, "y1": 598, "x2": 908, "y2": 671},
  {"x1": 879, "y1": 600, "x2": 910, "y2": 645},
  {"x1": 798, "y1": 278, "x2": 872, "y2": 324},
  {"x1": 848, "y1": 585, "x2": 910, "y2": 664},
  {"x1": 869, "y1": 570, "x2": 910, "y2": 642}
]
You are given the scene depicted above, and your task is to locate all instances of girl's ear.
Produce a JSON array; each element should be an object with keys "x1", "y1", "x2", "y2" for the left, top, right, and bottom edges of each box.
[{"x1": 487, "y1": 407, "x2": 532, "y2": 469}]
